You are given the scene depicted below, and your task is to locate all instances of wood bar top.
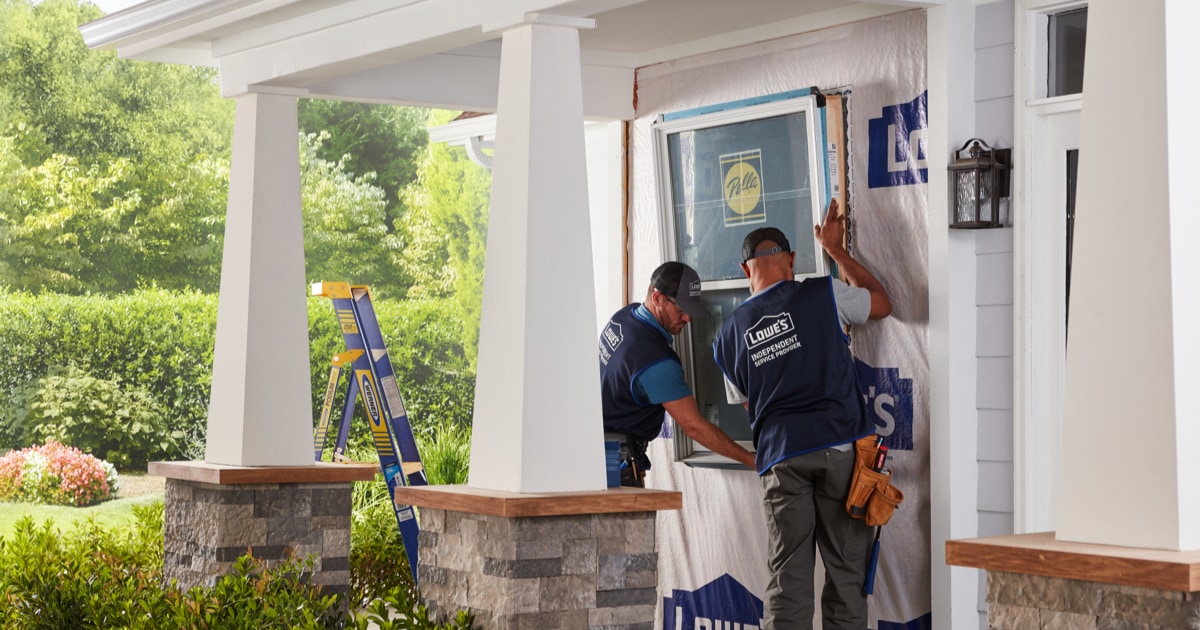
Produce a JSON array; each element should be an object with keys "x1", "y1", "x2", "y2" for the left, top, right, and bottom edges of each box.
[
  {"x1": 148, "y1": 460, "x2": 378, "y2": 485},
  {"x1": 393, "y1": 484, "x2": 683, "y2": 518},
  {"x1": 946, "y1": 532, "x2": 1200, "y2": 592}
]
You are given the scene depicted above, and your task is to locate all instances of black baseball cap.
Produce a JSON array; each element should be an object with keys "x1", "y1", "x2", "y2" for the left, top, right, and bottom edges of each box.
[
  {"x1": 650, "y1": 261, "x2": 705, "y2": 318},
  {"x1": 742, "y1": 227, "x2": 792, "y2": 263}
]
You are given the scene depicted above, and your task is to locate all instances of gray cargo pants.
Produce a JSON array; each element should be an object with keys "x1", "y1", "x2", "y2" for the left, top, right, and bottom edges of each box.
[{"x1": 761, "y1": 446, "x2": 873, "y2": 630}]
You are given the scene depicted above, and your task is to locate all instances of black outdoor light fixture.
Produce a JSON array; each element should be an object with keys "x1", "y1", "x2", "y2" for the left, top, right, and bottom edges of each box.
[{"x1": 949, "y1": 138, "x2": 1011, "y2": 229}]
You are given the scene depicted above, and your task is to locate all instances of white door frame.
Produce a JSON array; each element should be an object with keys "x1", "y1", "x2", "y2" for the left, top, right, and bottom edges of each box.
[{"x1": 1012, "y1": 0, "x2": 1085, "y2": 534}]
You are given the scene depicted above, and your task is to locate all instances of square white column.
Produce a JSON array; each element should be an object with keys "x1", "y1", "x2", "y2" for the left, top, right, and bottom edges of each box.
[
  {"x1": 205, "y1": 93, "x2": 313, "y2": 467},
  {"x1": 468, "y1": 17, "x2": 607, "y2": 493},
  {"x1": 1058, "y1": 0, "x2": 1200, "y2": 551}
]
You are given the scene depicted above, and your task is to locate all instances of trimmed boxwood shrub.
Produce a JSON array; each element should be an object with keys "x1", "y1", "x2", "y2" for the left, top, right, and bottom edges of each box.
[
  {"x1": 0, "y1": 289, "x2": 217, "y2": 458},
  {"x1": 0, "y1": 288, "x2": 476, "y2": 467}
]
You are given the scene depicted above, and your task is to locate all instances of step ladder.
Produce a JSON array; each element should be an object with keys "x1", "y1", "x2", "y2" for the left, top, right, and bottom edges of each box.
[{"x1": 312, "y1": 282, "x2": 427, "y2": 583}]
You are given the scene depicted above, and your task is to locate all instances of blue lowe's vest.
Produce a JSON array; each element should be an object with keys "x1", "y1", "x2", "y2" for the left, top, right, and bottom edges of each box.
[
  {"x1": 599, "y1": 304, "x2": 679, "y2": 440},
  {"x1": 713, "y1": 277, "x2": 872, "y2": 474}
]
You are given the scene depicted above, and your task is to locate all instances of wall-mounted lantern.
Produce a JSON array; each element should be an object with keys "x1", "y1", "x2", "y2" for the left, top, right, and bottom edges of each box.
[{"x1": 949, "y1": 138, "x2": 1011, "y2": 229}]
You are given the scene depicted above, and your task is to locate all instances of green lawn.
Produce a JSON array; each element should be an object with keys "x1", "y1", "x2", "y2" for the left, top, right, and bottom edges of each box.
[{"x1": 0, "y1": 474, "x2": 164, "y2": 538}]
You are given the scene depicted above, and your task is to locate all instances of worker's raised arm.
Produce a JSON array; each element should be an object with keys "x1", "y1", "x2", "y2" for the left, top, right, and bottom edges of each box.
[{"x1": 815, "y1": 199, "x2": 892, "y2": 320}]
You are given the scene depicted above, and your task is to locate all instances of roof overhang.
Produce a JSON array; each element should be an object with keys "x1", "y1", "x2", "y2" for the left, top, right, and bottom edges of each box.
[{"x1": 81, "y1": 0, "x2": 939, "y2": 118}]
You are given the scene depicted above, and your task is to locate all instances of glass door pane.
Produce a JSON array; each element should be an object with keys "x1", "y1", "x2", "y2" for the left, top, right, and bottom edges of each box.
[{"x1": 1065, "y1": 148, "x2": 1078, "y2": 336}]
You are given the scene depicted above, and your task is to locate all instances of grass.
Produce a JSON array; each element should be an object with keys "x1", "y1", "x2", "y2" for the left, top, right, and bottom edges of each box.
[{"x1": 0, "y1": 472, "x2": 165, "y2": 538}]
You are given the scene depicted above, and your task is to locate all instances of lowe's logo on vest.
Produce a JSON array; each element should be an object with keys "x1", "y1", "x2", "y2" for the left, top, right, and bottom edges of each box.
[
  {"x1": 854, "y1": 358, "x2": 913, "y2": 451},
  {"x1": 743, "y1": 313, "x2": 794, "y2": 349},
  {"x1": 663, "y1": 574, "x2": 763, "y2": 630},
  {"x1": 867, "y1": 91, "x2": 929, "y2": 189},
  {"x1": 599, "y1": 322, "x2": 623, "y2": 366}
]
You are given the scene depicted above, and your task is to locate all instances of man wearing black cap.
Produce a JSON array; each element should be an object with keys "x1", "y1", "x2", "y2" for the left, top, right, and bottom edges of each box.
[
  {"x1": 713, "y1": 200, "x2": 891, "y2": 629},
  {"x1": 599, "y1": 261, "x2": 756, "y2": 487}
]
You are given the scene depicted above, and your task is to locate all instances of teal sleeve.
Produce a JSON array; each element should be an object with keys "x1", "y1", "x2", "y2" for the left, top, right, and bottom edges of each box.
[{"x1": 632, "y1": 360, "x2": 692, "y2": 405}]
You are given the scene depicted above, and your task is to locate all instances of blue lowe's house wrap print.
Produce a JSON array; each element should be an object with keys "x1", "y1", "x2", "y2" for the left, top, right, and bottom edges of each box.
[
  {"x1": 855, "y1": 358, "x2": 914, "y2": 452},
  {"x1": 663, "y1": 574, "x2": 763, "y2": 629},
  {"x1": 867, "y1": 91, "x2": 928, "y2": 189},
  {"x1": 880, "y1": 613, "x2": 933, "y2": 630}
]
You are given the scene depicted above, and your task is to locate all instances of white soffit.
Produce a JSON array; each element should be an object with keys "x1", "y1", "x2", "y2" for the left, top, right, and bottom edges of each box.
[{"x1": 81, "y1": 0, "x2": 939, "y2": 110}]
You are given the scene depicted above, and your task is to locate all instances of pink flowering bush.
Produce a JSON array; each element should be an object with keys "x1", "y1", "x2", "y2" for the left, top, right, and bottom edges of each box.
[{"x1": 0, "y1": 441, "x2": 118, "y2": 506}]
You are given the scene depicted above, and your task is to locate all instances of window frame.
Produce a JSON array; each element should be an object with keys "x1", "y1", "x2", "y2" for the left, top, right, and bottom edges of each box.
[{"x1": 650, "y1": 93, "x2": 832, "y2": 467}]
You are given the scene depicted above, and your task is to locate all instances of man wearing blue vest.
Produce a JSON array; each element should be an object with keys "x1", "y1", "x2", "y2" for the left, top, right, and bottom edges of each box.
[
  {"x1": 599, "y1": 261, "x2": 756, "y2": 487},
  {"x1": 713, "y1": 200, "x2": 892, "y2": 630}
]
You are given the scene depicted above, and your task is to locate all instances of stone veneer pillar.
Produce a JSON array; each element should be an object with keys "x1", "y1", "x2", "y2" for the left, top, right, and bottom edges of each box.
[
  {"x1": 149, "y1": 461, "x2": 376, "y2": 595},
  {"x1": 947, "y1": 532, "x2": 1200, "y2": 629},
  {"x1": 393, "y1": 485, "x2": 682, "y2": 629}
]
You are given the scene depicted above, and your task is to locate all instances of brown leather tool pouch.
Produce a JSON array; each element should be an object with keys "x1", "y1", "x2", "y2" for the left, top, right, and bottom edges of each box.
[
  {"x1": 845, "y1": 435, "x2": 904, "y2": 526},
  {"x1": 865, "y1": 479, "x2": 904, "y2": 527}
]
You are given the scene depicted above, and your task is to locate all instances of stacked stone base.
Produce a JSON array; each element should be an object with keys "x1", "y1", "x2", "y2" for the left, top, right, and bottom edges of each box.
[
  {"x1": 987, "y1": 571, "x2": 1200, "y2": 629},
  {"x1": 163, "y1": 478, "x2": 353, "y2": 595},
  {"x1": 418, "y1": 508, "x2": 658, "y2": 629}
]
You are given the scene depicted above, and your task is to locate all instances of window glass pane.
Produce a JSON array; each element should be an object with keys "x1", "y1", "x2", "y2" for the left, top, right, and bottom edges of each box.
[
  {"x1": 667, "y1": 112, "x2": 818, "y2": 282},
  {"x1": 1049, "y1": 8, "x2": 1087, "y2": 97},
  {"x1": 684, "y1": 287, "x2": 752, "y2": 442}
]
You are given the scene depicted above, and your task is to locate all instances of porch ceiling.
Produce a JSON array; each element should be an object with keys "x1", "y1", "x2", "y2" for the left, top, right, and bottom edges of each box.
[{"x1": 81, "y1": 0, "x2": 935, "y2": 118}]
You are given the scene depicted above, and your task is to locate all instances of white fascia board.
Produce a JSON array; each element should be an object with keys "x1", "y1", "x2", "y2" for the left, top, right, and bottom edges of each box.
[
  {"x1": 300, "y1": 51, "x2": 634, "y2": 120},
  {"x1": 116, "y1": 0, "x2": 315, "y2": 61},
  {"x1": 80, "y1": 0, "x2": 241, "y2": 49},
  {"x1": 217, "y1": 0, "x2": 494, "y2": 92},
  {"x1": 209, "y1": 0, "x2": 425, "y2": 57},
  {"x1": 214, "y1": 0, "x2": 609, "y2": 93}
]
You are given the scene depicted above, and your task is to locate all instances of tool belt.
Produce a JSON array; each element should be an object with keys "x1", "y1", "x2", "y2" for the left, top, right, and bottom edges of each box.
[
  {"x1": 610, "y1": 434, "x2": 651, "y2": 488},
  {"x1": 845, "y1": 435, "x2": 904, "y2": 527}
]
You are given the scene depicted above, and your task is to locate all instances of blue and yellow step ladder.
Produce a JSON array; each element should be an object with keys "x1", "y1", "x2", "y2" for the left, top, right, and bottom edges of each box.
[{"x1": 312, "y1": 282, "x2": 426, "y2": 583}]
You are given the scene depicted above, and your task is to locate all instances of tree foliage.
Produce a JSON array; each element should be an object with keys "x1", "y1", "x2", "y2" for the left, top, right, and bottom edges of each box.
[
  {"x1": 0, "y1": 0, "x2": 233, "y2": 293},
  {"x1": 297, "y1": 100, "x2": 428, "y2": 226},
  {"x1": 399, "y1": 110, "x2": 492, "y2": 362},
  {"x1": 301, "y1": 131, "x2": 408, "y2": 297}
]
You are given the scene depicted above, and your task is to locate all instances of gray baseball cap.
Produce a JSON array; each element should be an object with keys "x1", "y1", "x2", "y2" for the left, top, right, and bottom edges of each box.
[
  {"x1": 650, "y1": 261, "x2": 705, "y2": 318},
  {"x1": 742, "y1": 227, "x2": 792, "y2": 263}
]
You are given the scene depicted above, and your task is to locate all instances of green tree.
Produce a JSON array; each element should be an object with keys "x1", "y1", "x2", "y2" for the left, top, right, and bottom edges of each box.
[
  {"x1": 300, "y1": 131, "x2": 407, "y2": 297},
  {"x1": 0, "y1": 0, "x2": 233, "y2": 293},
  {"x1": 297, "y1": 100, "x2": 428, "y2": 227},
  {"x1": 0, "y1": 147, "x2": 136, "y2": 293},
  {"x1": 399, "y1": 109, "x2": 491, "y2": 363},
  {"x1": 0, "y1": 0, "x2": 232, "y2": 168}
]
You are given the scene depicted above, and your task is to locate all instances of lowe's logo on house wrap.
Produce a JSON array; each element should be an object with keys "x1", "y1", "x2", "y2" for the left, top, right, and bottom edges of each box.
[
  {"x1": 868, "y1": 91, "x2": 929, "y2": 188},
  {"x1": 854, "y1": 359, "x2": 914, "y2": 451},
  {"x1": 663, "y1": 574, "x2": 763, "y2": 629}
]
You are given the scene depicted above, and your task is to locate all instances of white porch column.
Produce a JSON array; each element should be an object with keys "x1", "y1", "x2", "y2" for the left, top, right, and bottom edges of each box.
[
  {"x1": 927, "y1": 1, "x2": 980, "y2": 628},
  {"x1": 467, "y1": 15, "x2": 606, "y2": 493},
  {"x1": 205, "y1": 93, "x2": 313, "y2": 467},
  {"x1": 1058, "y1": 0, "x2": 1200, "y2": 550}
]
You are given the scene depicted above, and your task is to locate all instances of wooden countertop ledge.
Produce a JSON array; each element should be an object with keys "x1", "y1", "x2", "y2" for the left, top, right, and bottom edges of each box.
[
  {"x1": 148, "y1": 460, "x2": 378, "y2": 485},
  {"x1": 393, "y1": 484, "x2": 683, "y2": 518},
  {"x1": 947, "y1": 532, "x2": 1200, "y2": 592}
]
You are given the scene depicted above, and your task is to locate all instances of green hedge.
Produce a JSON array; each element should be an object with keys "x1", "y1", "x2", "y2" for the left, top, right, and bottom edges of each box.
[{"x1": 0, "y1": 289, "x2": 476, "y2": 465}]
